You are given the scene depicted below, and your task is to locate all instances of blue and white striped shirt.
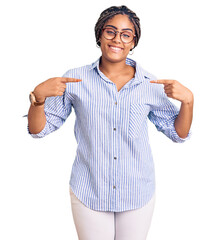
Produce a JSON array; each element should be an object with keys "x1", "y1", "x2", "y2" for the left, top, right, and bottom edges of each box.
[{"x1": 28, "y1": 56, "x2": 191, "y2": 212}]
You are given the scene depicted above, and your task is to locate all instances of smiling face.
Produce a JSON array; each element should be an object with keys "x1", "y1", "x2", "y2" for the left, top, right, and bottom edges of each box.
[{"x1": 99, "y1": 14, "x2": 135, "y2": 64}]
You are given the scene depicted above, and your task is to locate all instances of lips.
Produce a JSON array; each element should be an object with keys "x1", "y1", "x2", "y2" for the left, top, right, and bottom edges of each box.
[{"x1": 108, "y1": 45, "x2": 124, "y2": 53}]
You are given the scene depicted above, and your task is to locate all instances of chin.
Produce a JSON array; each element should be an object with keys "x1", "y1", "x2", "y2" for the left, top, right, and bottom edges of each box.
[
  {"x1": 100, "y1": 44, "x2": 130, "y2": 63},
  {"x1": 102, "y1": 52, "x2": 128, "y2": 63}
]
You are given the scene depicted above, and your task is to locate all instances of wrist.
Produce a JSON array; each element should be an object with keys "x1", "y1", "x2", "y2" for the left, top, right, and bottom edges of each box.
[
  {"x1": 182, "y1": 91, "x2": 194, "y2": 105},
  {"x1": 29, "y1": 91, "x2": 46, "y2": 107},
  {"x1": 33, "y1": 87, "x2": 46, "y2": 102},
  {"x1": 34, "y1": 95, "x2": 46, "y2": 103}
]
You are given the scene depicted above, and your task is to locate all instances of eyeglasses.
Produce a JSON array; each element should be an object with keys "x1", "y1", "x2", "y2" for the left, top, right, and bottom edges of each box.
[{"x1": 102, "y1": 27, "x2": 136, "y2": 44}]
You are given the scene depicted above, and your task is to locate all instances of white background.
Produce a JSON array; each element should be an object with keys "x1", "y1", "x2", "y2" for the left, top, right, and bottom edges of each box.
[{"x1": 1, "y1": 0, "x2": 215, "y2": 239}]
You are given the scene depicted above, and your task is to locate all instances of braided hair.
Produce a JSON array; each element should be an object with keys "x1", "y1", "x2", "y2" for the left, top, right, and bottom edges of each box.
[{"x1": 95, "y1": 5, "x2": 141, "y2": 50}]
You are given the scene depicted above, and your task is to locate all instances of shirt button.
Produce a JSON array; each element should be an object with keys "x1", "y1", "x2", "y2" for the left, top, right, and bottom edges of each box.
[
  {"x1": 115, "y1": 101, "x2": 117, "y2": 105},
  {"x1": 113, "y1": 185, "x2": 116, "y2": 189},
  {"x1": 114, "y1": 157, "x2": 117, "y2": 160},
  {"x1": 113, "y1": 128, "x2": 116, "y2": 131}
]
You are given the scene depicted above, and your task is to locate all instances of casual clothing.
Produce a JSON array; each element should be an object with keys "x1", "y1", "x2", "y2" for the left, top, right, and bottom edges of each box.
[{"x1": 28, "y1": 56, "x2": 191, "y2": 212}]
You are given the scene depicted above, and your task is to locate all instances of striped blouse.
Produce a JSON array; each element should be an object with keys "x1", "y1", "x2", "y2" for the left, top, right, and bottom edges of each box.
[{"x1": 28, "y1": 56, "x2": 191, "y2": 212}]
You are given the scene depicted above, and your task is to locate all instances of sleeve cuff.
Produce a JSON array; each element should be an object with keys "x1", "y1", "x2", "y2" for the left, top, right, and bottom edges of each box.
[
  {"x1": 170, "y1": 127, "x2": 192, "y2": 143},
  {"x1": 27, "y1": 121, "x2": 49, "y2": 138}
]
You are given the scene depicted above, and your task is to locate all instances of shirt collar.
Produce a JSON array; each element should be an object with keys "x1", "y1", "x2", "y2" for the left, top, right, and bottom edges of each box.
[{"x1": 89, "y1": 56, "x2": 150, "y2": 86}]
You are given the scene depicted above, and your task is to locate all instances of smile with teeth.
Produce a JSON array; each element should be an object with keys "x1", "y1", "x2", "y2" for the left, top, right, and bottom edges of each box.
[{"x1": 108, "y1": 45, "x2": 123, "y2": 52}]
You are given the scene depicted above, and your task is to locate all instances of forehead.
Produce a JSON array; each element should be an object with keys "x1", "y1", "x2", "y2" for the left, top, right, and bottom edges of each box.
[{"x1": 104, "y1": 14, "x2": 135, "y2": 31}]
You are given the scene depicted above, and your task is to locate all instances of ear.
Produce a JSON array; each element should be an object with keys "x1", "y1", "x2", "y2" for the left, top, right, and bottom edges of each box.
[{"x1": 96, "y1": 38, "x2": 101, "y2": 47}]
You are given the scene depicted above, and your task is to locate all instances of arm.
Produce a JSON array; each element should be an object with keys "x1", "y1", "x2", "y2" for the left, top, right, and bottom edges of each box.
[
  {"x1": 28, "y1": 77, "x2": 82, "y2": 136},
  {"x1": 28, "y1": 103, "x2": 46, "y2": 134},
  {"x1": 174, "y1": 100, "x2": 194, "y2": 138},
  {"x1": 150, "y1": 79, "x2": 194, "y2": 139}
]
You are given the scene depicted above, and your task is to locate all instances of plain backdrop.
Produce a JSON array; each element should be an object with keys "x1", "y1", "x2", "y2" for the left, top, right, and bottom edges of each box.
[{"x1": 1, "y1": 0, "x2": 215, "y2": 239}]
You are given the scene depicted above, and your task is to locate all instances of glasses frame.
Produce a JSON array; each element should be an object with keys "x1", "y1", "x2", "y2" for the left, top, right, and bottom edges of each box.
[{"x1": 102, "y1": 27, "x2": 136, "y2": 44}]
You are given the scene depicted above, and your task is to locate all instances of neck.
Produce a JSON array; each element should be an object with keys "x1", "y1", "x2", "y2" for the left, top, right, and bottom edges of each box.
[{"x1": 99, "y1": 56, "x2": 128, "y2": 76}]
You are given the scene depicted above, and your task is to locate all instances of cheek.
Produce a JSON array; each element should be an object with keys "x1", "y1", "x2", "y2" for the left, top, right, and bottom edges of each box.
[
  {"x1": 125, "y1": 45, "x2": 133, "y2": 53},
  {"x1": 100, "y1": 42, "x2": 107, "y2": 53},
  {"x1": 99, "y1": 38, "x2": 106, "y2": 49}
]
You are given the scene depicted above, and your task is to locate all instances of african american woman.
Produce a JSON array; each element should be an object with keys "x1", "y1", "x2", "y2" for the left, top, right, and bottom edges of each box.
[{"x1": 27, "y1": 5, "x2": 193, "y2": 240}]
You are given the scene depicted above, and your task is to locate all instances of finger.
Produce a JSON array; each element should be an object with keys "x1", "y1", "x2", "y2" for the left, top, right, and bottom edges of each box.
[
  {"x1": 164, "y1": 89, "x2": 173, "y2": 94},
  {"x1": 150, "y1": 79, "x2": 174, "y2": 84},
  {"x1": 59, "y1": 87, "x2": 66, "y2": 93},
  {"x1": 166, "y1": 93, "x2": 173, "y2": 98},
  {"x1": 164, "y1": 85, "x2": 172, "y2": 91},
  {"x1": 59, "y1": 83, "x2": 67, "y2": 89},
  {"x1": 61, "y1": 77, "x2": 82, "y2": 83},
  {"x1": 57, "y1": 91, "x2": 64, "y2": 96}
]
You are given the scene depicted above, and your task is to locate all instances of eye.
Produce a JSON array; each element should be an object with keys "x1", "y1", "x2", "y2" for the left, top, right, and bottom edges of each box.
[
  {"x1": 105, "y1": 29, "x2": 115, "y2": 35},
  {"x1": 122, "y1": 32, "x2": 132, "y2": 38}
]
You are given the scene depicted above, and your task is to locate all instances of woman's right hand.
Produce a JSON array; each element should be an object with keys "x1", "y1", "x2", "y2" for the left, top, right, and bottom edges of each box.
[{"x1": 33, "y1": 77, "x2": 82, "y2": 102}]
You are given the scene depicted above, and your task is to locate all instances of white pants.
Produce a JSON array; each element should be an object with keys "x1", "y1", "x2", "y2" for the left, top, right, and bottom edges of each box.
[{"x1": 69, "y1": 186, "x2": 156, "y2": 240}]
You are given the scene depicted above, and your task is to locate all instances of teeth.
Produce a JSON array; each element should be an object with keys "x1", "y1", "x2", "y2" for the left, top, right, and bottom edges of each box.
[{"x1": 110, "y1": 46, "x2": 122, "y2": 51}]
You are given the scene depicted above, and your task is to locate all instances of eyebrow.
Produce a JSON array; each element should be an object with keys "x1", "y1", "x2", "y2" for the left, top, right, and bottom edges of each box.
[{"x1": 104, "y1": 24, "x2": 133, "y2": 32}]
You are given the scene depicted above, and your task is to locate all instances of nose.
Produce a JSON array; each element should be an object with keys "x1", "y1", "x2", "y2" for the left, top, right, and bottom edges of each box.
[{"x1": 113, "y1": 31, "x2": 121, "y2": 43}]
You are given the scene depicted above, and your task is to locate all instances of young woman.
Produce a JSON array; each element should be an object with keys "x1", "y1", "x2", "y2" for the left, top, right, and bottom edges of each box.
[{"x1": 28, "y1": 5, "x2": 193, "y2": 240}]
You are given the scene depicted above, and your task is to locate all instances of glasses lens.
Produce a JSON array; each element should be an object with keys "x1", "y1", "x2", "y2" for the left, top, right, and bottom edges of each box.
[
  {"x1": 103, "y1": 28, "x2": 116, "y2": 39},
  {"x1": 103, "y1": 28, "x2": 134, "y2": 43},
  {"x1": 121, "y1": 31, "x2": 133, "y2": 43}
]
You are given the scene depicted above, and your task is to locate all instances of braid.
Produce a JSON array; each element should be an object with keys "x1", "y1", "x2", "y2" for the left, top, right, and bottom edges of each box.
[{"x1": 95, "y1": 5, "x2": 141, "y2": 49}]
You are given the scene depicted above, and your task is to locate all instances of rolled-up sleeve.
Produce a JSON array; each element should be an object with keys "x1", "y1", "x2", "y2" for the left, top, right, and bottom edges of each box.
[
  {"x1": 28, "y1": 91, "x2": 73, "y2": 138},
  {"x1": 27, "y1": 119, "x2": 50, "y2": 138},
  {"x1": 27, "y1": 69, "x2": 75, "y2": 139},
  {"x1": 148, "y1": 84, "x2": 191, "y2": 143}
]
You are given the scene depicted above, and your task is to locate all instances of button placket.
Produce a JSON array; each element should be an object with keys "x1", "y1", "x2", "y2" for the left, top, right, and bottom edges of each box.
[{"x1": 112, "y1": 93, "x2": 119, "y2": 200}]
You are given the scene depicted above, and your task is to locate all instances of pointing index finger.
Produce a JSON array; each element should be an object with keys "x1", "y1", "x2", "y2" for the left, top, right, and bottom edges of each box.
[
  {"x1": 150, "y1": 79, "x2": 174, "y2": 84},
  {"x1": 61, "y1": 77, "x2": 82, "y2": 83}
]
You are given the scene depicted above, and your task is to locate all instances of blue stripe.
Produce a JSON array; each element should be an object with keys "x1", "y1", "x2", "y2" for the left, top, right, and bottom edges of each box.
[{"x1": 28, "y1": 56, "x2": 191, "y2": 212}]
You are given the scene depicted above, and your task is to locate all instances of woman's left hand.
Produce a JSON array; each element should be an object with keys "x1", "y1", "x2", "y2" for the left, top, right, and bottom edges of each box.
[{"x1": 150, "y1": 79, "x2": 194, "y2": 104}]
